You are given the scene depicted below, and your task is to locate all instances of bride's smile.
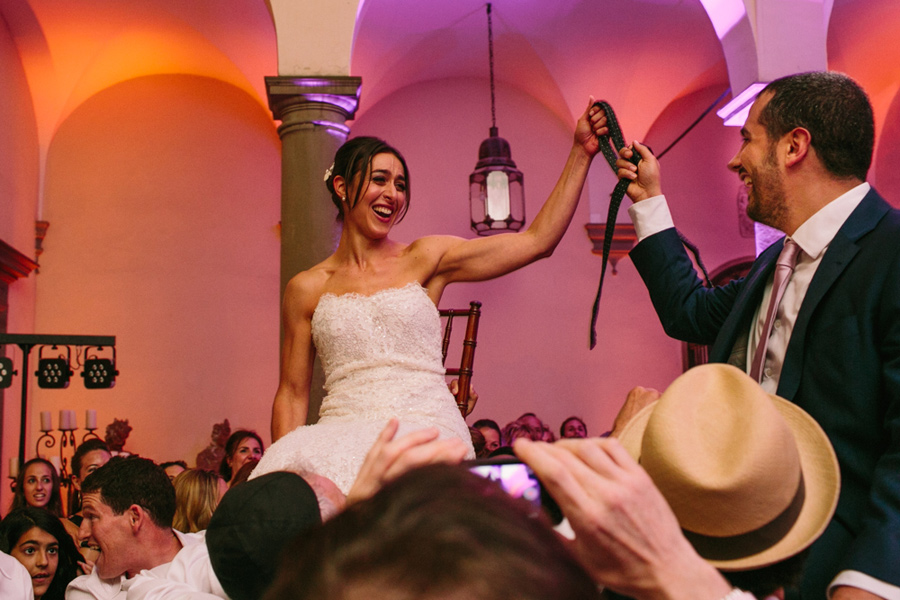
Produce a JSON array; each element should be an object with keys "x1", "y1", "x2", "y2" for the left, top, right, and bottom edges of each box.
[{"x1": 345, "y1": 153, "x2": 407, "y2": 238}]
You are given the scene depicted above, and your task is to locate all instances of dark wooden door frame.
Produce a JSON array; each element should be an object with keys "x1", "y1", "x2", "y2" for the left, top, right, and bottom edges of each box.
[{"x1": 0, "y1": 239, "x2": 39, "y2": 467}]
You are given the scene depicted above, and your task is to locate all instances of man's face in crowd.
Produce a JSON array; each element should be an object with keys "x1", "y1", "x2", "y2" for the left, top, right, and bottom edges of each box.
[
  {"x1": 79, "y1": 492, "x2": 137, "y2": 579},
  {"x1": 73, "y1": 449, "x2": 111, "y2": 492},
  {"x1": 562, "y1": 419, "x2": 587, "y2": 439}
]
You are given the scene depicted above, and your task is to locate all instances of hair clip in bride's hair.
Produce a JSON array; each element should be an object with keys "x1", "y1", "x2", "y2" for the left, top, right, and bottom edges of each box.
[{"x1": 324, "y1": 163, "x2": 335, "y2": 182}]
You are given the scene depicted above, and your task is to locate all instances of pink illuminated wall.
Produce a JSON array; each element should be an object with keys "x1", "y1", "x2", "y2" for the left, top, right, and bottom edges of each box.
[
  {"x1": 0, "y1": 14, "x2": 39, "y2": 512},
  {"x1": 33, "y1": 73, "x2": 281, "y2": 459},
  {"x1": 1, "y1": 72, "x2": 280, "y2": 509}
]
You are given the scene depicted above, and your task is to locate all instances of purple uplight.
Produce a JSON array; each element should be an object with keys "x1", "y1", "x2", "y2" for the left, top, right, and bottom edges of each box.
[{"x1": 717, "y1": 82, "x2": 767, "y2": 127}]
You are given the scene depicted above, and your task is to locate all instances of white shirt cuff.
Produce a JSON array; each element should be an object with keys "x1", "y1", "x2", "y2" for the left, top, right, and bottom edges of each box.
[
  {"x1": 627, "y1": 195, "x2": 674, "y2": 243},
  {"x1": 829, "y1": 570, "x2": 900, "y2": 600}
]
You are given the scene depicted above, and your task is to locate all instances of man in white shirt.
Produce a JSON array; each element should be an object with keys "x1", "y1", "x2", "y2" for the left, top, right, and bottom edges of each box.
[
  {"x1": 614, "y1": 71, "x2": 900, "y2": 600},
  {"x1": 66, "y1": 419, "x2": 469, "y2": 600},
  {"x1": 202, "y1": 419, "x2": 469, "y2": 600},
  {"x1": 65, "y1": 456, "x2": 226, "y2": 600},
  {"x1": 1, "y1": 549, "x2": 34, "y2": 600}
]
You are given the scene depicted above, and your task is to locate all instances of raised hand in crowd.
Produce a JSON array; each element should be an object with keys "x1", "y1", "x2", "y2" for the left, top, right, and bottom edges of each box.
[
  {"x1": 514, "y1": 436, "x2": 733, "y2": 600},
  {"x1": 346, "y1": 419, "x2": 469, "y2": 505}
]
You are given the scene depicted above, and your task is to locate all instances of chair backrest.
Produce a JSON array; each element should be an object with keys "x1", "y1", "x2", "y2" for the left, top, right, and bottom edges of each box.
[{"x1": 439, "y1": 301, "x2": 482, "y2": 418}]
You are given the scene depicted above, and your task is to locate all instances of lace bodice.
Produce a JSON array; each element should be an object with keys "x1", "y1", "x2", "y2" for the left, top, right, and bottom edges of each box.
[
  {"x1": 252, "y1": 282, "x2": 473, "y2": 493},
  {"x1": 311, "y1": 282, "x2": 454, "y2": 421}
]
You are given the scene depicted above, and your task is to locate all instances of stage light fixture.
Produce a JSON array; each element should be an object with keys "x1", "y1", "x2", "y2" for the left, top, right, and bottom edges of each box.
[
  {"x1": 36, "y1": 345, "x2": 72, "y2": 389},
  {"x1": 0, "y1": 357, "x2": 15, "y2": 389},
  {"x1": 82, "y1": 346, "x2": 118, "y2": 389}
]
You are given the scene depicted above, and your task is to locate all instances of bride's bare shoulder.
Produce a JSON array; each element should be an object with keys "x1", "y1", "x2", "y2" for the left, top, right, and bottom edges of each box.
[{"x1": 284, "y1": 263, "x2": 335, "y2": 313}]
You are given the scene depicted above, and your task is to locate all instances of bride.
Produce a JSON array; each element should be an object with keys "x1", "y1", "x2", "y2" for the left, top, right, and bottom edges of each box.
[{"x1": 252, "y1": 98, "x2": 608, "y2": 493}]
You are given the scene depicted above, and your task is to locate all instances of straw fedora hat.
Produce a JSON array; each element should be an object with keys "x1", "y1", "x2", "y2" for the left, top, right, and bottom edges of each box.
[{"x1": 617, "y1": 363, "x2": 839, "y2": 571}]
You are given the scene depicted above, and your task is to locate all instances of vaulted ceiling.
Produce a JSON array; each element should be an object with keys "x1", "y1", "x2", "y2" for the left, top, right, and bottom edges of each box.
[{"x1": 2, "y1": 0, "x2": 897, "y2": 157}]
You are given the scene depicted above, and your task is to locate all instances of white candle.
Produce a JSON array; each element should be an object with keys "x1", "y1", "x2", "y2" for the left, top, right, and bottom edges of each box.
[
  {"x1": 40, "y1": 411, "x2": 52, "y2": 432},
  {"x1": 9, "y1": 457, "x2": 18, "y2": 479},
  {"x1": 59, "y1": 410, "x2": 76, "y2": 430},
  {"x1": 86, "y1": 409, "x2": 97, "y2": 430}
]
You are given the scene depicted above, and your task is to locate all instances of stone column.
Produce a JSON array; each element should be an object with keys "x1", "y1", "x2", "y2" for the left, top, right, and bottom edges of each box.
[{"x1": 266, "y1": 75, "x2": 362, "y2": 424}]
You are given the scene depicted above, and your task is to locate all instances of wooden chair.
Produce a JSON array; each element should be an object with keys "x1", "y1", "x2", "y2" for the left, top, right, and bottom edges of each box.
[{"x1": 439, "y1": 301, "x2": 482, "y2": 418}]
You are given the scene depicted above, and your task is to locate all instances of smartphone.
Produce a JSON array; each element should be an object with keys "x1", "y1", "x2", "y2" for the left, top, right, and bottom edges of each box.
[{"x1": 466, "y1": 457, "x2": 562, "y2": 524}]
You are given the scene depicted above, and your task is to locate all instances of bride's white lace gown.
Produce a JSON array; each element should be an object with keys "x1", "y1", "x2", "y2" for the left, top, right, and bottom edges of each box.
[{"x1": 251, "y1": 283, "x2": 475, "y2": 493}]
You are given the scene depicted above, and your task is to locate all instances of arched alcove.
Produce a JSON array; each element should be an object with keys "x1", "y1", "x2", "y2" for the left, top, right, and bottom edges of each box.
[{"x1": 33, "y1": 74, "x2": 281, "y2": 463}]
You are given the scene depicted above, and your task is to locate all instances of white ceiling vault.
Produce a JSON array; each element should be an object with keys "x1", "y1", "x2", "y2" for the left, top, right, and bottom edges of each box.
[
  {"x1": 2, "y1": 0, "x2": 893, "y2": 168},
  {"x1": 352, "y1": 0, "x2": 726, "y2": 137}
]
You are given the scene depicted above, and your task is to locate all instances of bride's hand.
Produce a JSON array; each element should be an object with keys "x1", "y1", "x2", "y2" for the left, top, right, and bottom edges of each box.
[
  {"x1": 448, "y1": 379, "x2": 479, "y2": 416},
  {"x1": 346, "y1": 419, "x2": 468, "y2": 504}
]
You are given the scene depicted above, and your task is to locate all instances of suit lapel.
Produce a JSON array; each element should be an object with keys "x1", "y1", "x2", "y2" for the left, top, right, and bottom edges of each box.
[
  {"x1": 709, "y1": 240, "x2": 783, "y2": 363},
  {"x1": 777, "y1": 190, "x2": 890, "y2": 400}
]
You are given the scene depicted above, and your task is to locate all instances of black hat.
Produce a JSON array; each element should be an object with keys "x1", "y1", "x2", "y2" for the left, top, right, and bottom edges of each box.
[{"x1": 206, "y1": 471, "x2": 322, "y2": 600}]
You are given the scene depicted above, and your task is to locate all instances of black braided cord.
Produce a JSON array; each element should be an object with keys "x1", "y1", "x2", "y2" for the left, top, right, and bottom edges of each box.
[{"x1": 589, "y1": 102, "x2": 711, "y2": 349}]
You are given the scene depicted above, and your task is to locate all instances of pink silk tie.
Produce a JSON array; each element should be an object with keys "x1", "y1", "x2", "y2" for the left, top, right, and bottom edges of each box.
[{"x1": 749, "y1": 239, "x2": 801, "y2": 383}]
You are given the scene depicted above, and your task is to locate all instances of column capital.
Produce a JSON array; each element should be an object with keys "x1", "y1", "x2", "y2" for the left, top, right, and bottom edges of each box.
[{"x1": 265, "y1": 76, "x2": 362, "y2": 123}]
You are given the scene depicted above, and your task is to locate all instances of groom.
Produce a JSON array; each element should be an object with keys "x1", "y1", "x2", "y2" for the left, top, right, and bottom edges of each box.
[{"x1": 617, "y1": 71, "x2": 900, "y2": 600}]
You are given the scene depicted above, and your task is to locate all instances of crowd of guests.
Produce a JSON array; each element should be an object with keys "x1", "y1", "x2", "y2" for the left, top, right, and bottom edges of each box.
[
  {"x1": 0, "y1": 365, "x2": 843, "y2": 600},
  {"x1": 0, "y1": 427, "x2": 267, "y2": 599},
  {"x1": 469, "y1": 413, "x2": 589, "y2": 457}
]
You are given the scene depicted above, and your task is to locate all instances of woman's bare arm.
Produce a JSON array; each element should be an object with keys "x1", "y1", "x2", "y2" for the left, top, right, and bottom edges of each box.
[
  {"x1": 417, "y1": 98, "x2": 606, "y2": 291},
  {"x1": 271, "y1": 273, "x2": 321, "y2": 441}
]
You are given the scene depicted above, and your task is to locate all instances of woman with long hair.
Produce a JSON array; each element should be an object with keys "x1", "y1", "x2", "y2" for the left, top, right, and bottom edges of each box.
[
  {"x1": 11, "y1": 458, "x2": 82, "y2": 546},
  {"x1": 252, "y1": 100, "x2": 608, "y2": 493},
  {"x1": 10, "y1": 458, "x2": 64, "y2": 517},
  {"x1": 218, "y1": 430, "x2": 264, "y2": 487},
  {"x1": 0, "y1": 507, "x2": 83, "y2": 600},
  {"x1": 172, "y1": 469, "x2": 227, "y2": 533}
]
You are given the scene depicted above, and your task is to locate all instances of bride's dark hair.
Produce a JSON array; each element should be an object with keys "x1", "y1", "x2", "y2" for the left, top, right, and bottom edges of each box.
[{"x1": 324, "y1": 137, "x2": 410, "y2": 223}]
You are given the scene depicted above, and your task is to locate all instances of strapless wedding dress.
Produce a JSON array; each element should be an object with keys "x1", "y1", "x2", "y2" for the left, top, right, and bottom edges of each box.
[{"x1": 251, "y1": 283, "x2": 475, "y2": 493}]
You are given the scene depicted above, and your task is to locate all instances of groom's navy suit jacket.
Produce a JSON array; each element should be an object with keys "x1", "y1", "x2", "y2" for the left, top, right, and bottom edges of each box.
[{"x1": 630, "y1": 189, "x2": 900, "y2": 598}]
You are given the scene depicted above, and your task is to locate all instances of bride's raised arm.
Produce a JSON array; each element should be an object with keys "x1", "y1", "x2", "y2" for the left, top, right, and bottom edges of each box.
[
  {"x1": 419, "y1": 98, "x2": 607, "y2": 292},
  {"x1": 271, "y1": 270, "x2": 322, "y2": 441}
]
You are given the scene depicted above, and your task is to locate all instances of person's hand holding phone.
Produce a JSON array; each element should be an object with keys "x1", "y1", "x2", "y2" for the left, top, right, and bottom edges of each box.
[{"x1": 513, "y1": 437, "x2": 732, "y2": 600}]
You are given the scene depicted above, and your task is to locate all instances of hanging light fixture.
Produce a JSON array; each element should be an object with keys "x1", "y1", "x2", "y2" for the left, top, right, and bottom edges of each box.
[{"x1": 469, "y1": 3, "x2": 524, "y2": 235}]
